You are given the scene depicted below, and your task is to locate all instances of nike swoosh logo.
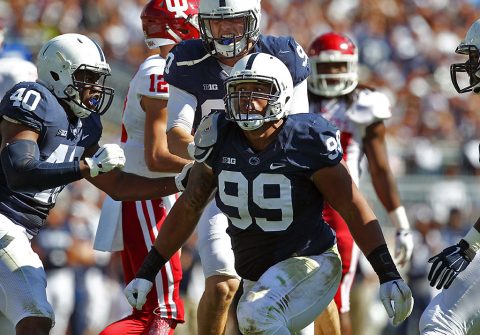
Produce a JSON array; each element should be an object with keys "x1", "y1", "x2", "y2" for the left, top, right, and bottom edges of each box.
[
  {"x1": 81, "y1": 134, "x2": 89, "y2": 141},
  {"x1": 278, "y1": 50, "x2": 290, "y2": 54},
  {"x1": 270, "y1": 163, "x2": 286, "y2": 170}
]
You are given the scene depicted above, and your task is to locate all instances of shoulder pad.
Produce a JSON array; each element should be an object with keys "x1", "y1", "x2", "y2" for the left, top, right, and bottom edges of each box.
[
  {"x1": 193, "y1": 112, "x2": 220, "y2": 162},
  {"x1": 348, "y1": 89, "x2": 392, "y2": 124},
  {"x1": 256, "y1": 35, "x2": 311, "y2": 85}
]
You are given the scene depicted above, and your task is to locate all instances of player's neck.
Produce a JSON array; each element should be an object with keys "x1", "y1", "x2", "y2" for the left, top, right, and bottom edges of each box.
[{"x1": 242, "y1": 119, "x2": 284, "y2": 152}]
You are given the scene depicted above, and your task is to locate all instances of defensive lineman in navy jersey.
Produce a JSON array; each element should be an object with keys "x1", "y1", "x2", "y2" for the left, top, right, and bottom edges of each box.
[
  {"x1": 207, "y1": 112, "x2": 338, "y2": 281},
  {"x1": 125, "y1": 53, "x2": 414, "y2": 334},
  {"x1": 0, "y1": 34, "x2": 189, "y2": 335},
  {"x1": 161, "y1": 1, "x2": 310, "y2": 333}
]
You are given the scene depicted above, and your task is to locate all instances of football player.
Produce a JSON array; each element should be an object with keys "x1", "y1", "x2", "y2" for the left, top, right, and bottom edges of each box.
[
  {"x1": 161, "y1": 0, "x2": 311, "y2": 332},
  {"x1": 0, "y1": 21, "x2": 37, "y2": 100},
  {"x1": 419, "y1": 18, "x2": 480, "y2": 335},
  {"x1": 0, "y1": 33, "x2": 189, "y2": 335},
  {"x1": 306, "y1": 32, "x2": 414, "y2": 335},
  {"x1": 124, "y1": 52, "x2": 414, "y2": 334},
  {"x1": 95, "y1": 1, "x2": 199, "y2": 334}
]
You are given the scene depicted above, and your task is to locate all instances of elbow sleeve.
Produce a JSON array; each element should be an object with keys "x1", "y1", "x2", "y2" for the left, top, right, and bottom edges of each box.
[{"x1": 0, "y1": 139, "x2": 82, "y2": 193}]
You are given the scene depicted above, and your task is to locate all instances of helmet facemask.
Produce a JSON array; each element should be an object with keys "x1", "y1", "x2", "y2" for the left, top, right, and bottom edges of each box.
[
  {"x1": 450, "y1": 44, "x2": 480, "y2": 94},
  {"x1": 225, "y1": 76, "x2": 284, "y2": 131},
  {"x1": 64, "y1": 64, "x2": 114, "y2": 118},
  {"x1": 199, "y1": 10, "x2": 259, "y2": 58},
  {"x1": 309, "y1": 54, "x2": 358, "y2": 97}
]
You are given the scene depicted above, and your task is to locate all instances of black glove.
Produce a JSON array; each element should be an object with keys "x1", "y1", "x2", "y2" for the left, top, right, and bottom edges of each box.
[{"x1": 428, "y1": 239, "x2": 475, "y2": 289}]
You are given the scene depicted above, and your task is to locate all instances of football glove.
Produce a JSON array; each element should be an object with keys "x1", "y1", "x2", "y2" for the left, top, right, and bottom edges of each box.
[
  {"x1": 175, "y1": 162, "x2": 193, "y2": 192},
  {"x1": 124, "y1": 278, "x2": 153, "y2": 310},
  {"x1": 379, "y1": 279, "x2": 414, "y2": 326},
  {"x1": 85, "y1": 144, "x2": 126, "y2": 177},
  {"x1": 394, "y1": 229, "x2": 414, "y2": 266},
  {"x1": 428, "y1": 239, "x2": 475, "y2": 289}
]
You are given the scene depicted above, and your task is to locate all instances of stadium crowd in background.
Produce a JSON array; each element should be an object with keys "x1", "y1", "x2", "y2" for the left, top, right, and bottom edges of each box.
[{"x1": 2, "y1": 1, "x2": 480, "y2": 335}]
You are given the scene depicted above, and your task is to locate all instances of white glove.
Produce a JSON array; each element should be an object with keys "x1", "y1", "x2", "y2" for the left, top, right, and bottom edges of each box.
[
  {"x1": 175, "y1": 162, "x2": 193, "y2": 192},
  {"x1": 124, "y1": 278, "x2": 153, "y2": 310},
  {"x1": 379, "y1": 279, "x2": 414, "y2": 326},
  {"x1": 85, "y1": 144, "x2": 126, "y2": 177},
  {"x1": 394, "y1": 229, "x2": 414, "y2": 266}
]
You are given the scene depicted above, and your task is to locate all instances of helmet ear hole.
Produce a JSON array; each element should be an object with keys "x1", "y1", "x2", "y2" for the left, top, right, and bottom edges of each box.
[{"x1": 50, "y1": 71, "x2": 60, "y2": 81}]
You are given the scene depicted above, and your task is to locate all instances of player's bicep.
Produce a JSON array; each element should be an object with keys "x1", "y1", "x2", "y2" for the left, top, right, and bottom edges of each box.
[
  {"x1": 363, "y1": 121, "x2": 390, "y2": 173},
  {"x1": 167, "y1": 127, "x2": 193, "y2": 159},
  {"x1": 142, "y1": 96, "x2": 169, "y2": 153},
  {"x1": 166, "y1": 85, "x2": 196, "y2": 133},
  {"x1": 312, "y1": 160, "x2": 376, "y2": 223},
  {"x1": 0, "y1": 118, "x2": 39, "y2": 150}
]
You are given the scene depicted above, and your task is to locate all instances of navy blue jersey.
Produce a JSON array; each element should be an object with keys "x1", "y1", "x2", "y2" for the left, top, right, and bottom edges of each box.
[
  {"x1": 164, "y1": 35, "x2": 310, "y2": 132},
  {"x1": 0, "y1": 82, "x2": 102, "y2": 235},
  {"x1": 203, "y1": 113, "x2": 341, "y2": 281}
]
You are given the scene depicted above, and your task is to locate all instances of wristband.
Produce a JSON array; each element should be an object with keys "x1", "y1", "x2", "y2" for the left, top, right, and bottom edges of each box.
[
  {"x1": 366, "y1": 244, "x2": 401, "y2": 284},
  {"x1": 463, "y1": 227, "x2": 480, "y2": 253},
  {"x1": 136, "y1": 247, "x2": 168, "y2": 282},
  {"x1": 389, "y1": 206, "x2": 410, "y2": 230}
]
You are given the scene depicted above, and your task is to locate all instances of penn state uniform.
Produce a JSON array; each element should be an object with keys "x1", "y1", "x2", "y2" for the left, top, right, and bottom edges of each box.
[
  {"x1": 194, "y1": 111, "x2": 342, "y2": 330},
  {"x1": 164, "y1": 35, "x2": 311, "y2": 280},
  {"x1": 200, "y1": 112, "x2": 338, "y2": 279},
  {"x1": 309, "y1": 88, "x2": 391, "y2": 313},
  {"x1": 165, "y1": 35, "x2": 310, "y2": 131},
  {"x1": 0, "y1": 81, "x2": 101, "y2": 236},
  {"x1": 0, "y1": 81, "x2": 100, "y2": 325},
  {"x1": 419, "y1": 255, "x2": 480, "y2": 335}
]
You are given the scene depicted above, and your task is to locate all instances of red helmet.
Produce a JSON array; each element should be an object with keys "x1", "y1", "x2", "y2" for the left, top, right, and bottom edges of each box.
[
  {"x1": 141, "y1": 0, "x2": 200, "y2": 49},
  {"x1": 307, "y1": 32, "x2": 358, "y2": 97}
]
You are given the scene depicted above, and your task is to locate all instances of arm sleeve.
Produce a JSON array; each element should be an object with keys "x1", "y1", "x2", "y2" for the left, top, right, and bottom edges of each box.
[
  {"x1": 0, "y1": 139, "x2": 83, "y2": 193},
  {"x1": 166, "y1": 84, "x2": 197, "y2": 133},
  {"x1": 288, "y1": 79, "x2": 309, "y2": 115}
]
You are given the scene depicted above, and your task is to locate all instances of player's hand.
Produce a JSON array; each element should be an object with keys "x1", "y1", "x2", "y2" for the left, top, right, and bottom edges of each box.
[
  {"x1": 124, "y1": 278, "x2": 153, "y2": 310},
  {"x1": 175, "y1": 162, "x2": 193, "y2": 192},
  {"x1": 85, "y1": 144, "x2": 126, "y2": 177},
  {"x1": 394, "y1": 229, "x2": 414, "y2": 267},
  {"x1": 428, "y1": 239, "x2": 475, "y2": 289},
  {"x1": 379, "y1": 279, "x2": 414, "y2": 326}
]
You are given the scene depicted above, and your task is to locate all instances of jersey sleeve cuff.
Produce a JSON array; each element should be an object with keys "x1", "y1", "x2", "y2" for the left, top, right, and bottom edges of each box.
[{"x1": 464, "y1": 227, "x2": 480, "y2": 253}]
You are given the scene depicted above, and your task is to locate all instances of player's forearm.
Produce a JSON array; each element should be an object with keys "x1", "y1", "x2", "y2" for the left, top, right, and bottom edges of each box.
[
  {"x1": 137, "y1": 195, "x2": 205, "y2": 281},
  {"x1": 0, "y1": 139, "x2": 83, "y2": 192},
  {"x1": 153, "y1": 195, "x2": 203, "y2": 259},
  {"x1": 90, "y1": 170, "x2": 179, "y2": 201},
  {"x1": 370, "y1": 169, "x2": 402, "y2": 212},
  {"x1": 145, "y1": 149, "x2": 192, "y2": 173}
]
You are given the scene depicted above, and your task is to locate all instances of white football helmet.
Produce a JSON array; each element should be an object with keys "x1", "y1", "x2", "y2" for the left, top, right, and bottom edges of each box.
[
  {"x1": 451, "y1": 18, "x2": 480, "y2": 94},
  {"x1": 37, "y1": 33, "x2": 114, "y2": 118},
  {"x1": 224, "y1": 53, "x2": 293, "y2": 131},
  {"x1": 198, "y1": 0, "x2": 261, "y2": 58}
]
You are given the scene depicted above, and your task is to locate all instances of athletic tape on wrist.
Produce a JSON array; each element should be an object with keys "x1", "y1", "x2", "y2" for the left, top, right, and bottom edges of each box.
[{"x1": 389, "y1": 206, "x2": 410, "y2": 231}]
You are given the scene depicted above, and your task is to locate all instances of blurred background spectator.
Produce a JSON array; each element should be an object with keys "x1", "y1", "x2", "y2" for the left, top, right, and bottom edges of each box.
[{"x1": 2, "y1": 0, "x2": 480, "y2": 334}]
